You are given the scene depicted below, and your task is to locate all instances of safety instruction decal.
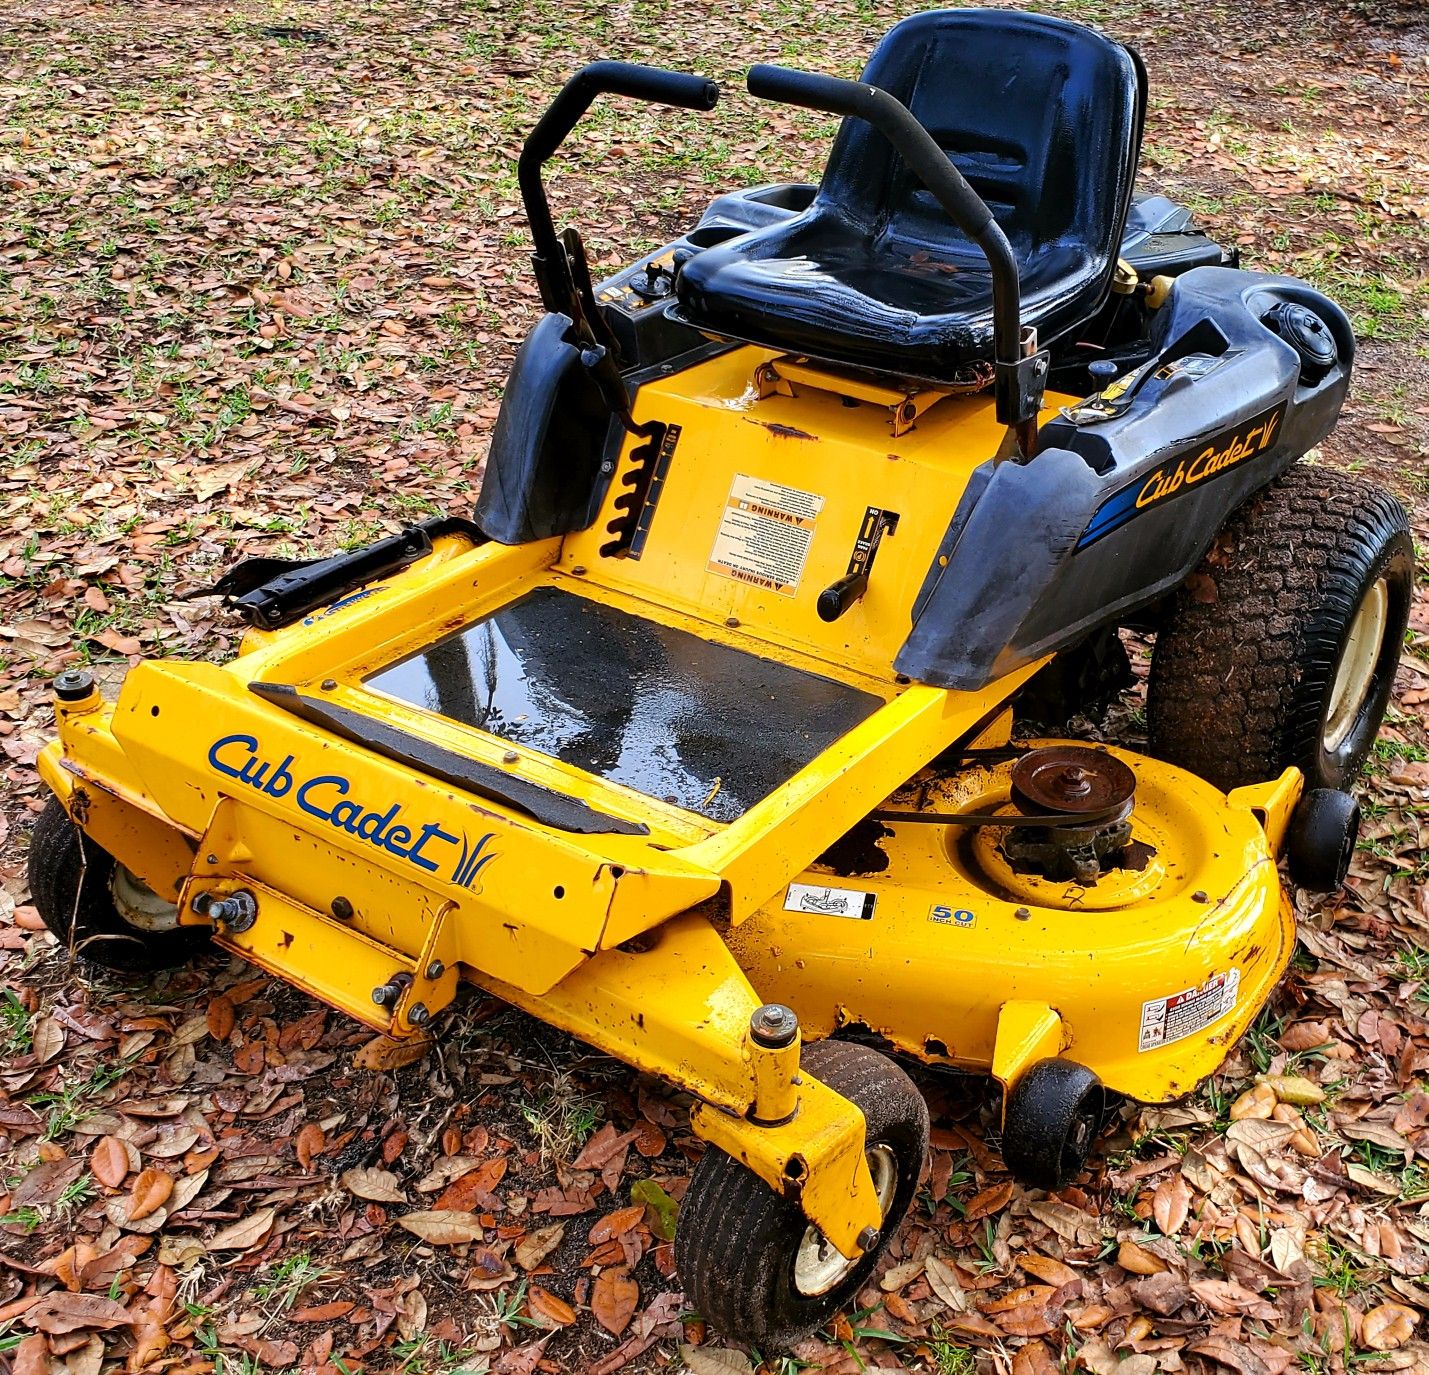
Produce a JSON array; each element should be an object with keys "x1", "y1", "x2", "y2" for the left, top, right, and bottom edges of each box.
[
  {"x1": 1138, "y1": 969, "x2": 1240, "y2": 1052},
  {"x1": 784, "y1": 883, "x2": 875, "y2": 920},
  {"x1": 708, "y1": 474, "x2": 823, "y2": 595}
]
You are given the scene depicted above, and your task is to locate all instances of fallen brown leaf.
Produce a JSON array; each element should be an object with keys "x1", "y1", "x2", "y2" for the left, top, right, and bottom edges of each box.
[
  {"x1": 591, "y1": 1264, "x2": 639, "y2": 1336},
  {"x1": 89, "y1": 1137, "x2": 128, "y2": 1190},
  {"x1": 398, "y1": 1210, "x2": 483, "y2": 1245},
  {"x1": 1361, "y1": 1303, "x2": 1417, "y2": 1351},
  {"x1": 526, "y1": 1284, "x2": 577, "y2": 1328},
  {"x1": 126, "y1": 1168, "x2": 173, "y2": 1222}
]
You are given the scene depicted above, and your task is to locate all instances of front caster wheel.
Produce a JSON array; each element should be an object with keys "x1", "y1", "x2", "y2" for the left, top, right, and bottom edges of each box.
[
  {"x1": 26, "y1": 798, "x2": 208, "y2": 973},
  {"x1": 675, "y1": 1039, "x2": 929, "y2": 1353},
  {"x1": 1001, "y1": 1057, "x2": 1104, "y2": 1191}
]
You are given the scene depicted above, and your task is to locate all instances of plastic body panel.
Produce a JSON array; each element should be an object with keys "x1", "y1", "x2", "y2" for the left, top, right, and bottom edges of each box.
[
  {"x1": 894, "y1": 267, "x2": 1354, "y2": 689},
  {"x1": 475, "y1": 311, "x2": 620, "y2": 543},
  {"x1": 1119, "y1": 192, "x2": 1229, "y2": 276}
]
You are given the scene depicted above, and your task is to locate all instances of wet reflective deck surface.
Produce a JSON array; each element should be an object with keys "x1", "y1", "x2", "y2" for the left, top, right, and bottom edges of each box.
[{"x1": 364, "y1": 586, "x2": 882, "y2": 822}]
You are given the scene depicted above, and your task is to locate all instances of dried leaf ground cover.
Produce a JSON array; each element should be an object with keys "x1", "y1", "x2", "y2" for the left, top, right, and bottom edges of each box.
[{"x1": 1, "y1": 0, "x2": 1428, "y2": 1371}]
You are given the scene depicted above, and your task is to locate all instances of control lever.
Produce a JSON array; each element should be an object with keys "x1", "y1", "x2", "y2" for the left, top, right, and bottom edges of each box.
[
  {"x1": 817, "y1": 507, "x2": 898, "y2": 623},
  {"x1": 818, "y1": 570, "x2": 869, "y2": 622}
]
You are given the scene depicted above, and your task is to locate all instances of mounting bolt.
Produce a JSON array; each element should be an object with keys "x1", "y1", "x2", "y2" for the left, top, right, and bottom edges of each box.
[
  {"x1": 320, "y1": 678, "x2": 337, "y2": 691},
  {"x1": 408, "y1": 1003, "x2": 431, "y2": 1027},
  {"x1": 1013, "y1": 906, "x2": 1031, "y2": 921},
  {"x1": 571, "y1": 565, "x2": 587, "y2": 576},
  {"x1": 371, "y1": 972, "x2": 413, "y2": 1008},
  {"x1": 200, "y1": 889, "x2": 258, "y2": 933},
  {"x1": 425, "y1": 960, "x2": 445, "y2": 980},
  {"x1": 1192, "y1": 890, "x2": 1210, "y2": 904},
  {"x1": 502, "y1": 750, "x2": 518, "y2": 764},
  {"x1": 331, "y1": 896, "x2": 355, "y2": 921},
  {"x1": 856, "y1": 1225, "x2": 879, "y2": 1251},
  {"x1": 749, "y1": 1003, "x2": 799, "y2": 1049},
  {"x1": 53, "y1": 669, "x2": 95, "y2": 702},
  {"x1": 725, "y1": 617, "x2": 740, "y2": 628}
]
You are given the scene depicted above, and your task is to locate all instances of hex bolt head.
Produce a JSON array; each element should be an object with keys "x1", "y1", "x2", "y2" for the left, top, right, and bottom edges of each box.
[
  {"x1": 331, "y1": 896, "x2": 355, "y2": 921},
  {"x1": 203, "y1": 889, "x2": 258, "y2": 932},
  {"x1": 320, "y1": 678, "x2": 338, "y2": 691},
  {"x1": 856, "y1": 1225, "x2": 879, "y2": 1251},
  {"x1": 1014, "y1": 906, "x2": 1031, "y2": 921},
  {"x1": 749, "y1": 1003, "x2": 799, "y2": 1049},
  {"x1": 408, "y1": 1003, "x2": 431, "y2": 1027},
  {"x1": 53, "y1": 669, "x2": 95, "y2": 702},
  {"x1": 425, "y1": 961, "x2": 445, "y2": 980}
]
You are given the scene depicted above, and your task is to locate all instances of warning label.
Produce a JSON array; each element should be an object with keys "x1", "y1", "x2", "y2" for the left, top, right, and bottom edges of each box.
[
  {"x1": 1139, "y1": 969, "x2": 1240, "y2": 1052},
  {"x1": 708, "y1": 474, "x2": 823, "y2": 596}
]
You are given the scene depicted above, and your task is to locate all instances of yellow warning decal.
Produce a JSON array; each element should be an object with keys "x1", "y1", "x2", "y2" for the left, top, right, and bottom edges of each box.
[{"x1": 707, "y1": 474, "x2": 824, "y2": 596}]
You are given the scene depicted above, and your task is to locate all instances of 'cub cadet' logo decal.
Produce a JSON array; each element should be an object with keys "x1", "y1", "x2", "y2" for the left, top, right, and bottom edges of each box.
[
  {"x1": 208, "y1": 734, "x2": 498, "y2": 889},
  {"x1": 1076, "y1": 402, "x2": 1285, "y2": 550},
  {"x1": 302, "y1": 589, "x2": 377, "y2": 627}
]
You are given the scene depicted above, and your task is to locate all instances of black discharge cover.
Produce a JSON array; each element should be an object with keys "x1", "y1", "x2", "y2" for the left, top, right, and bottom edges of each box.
[{"x1": 895, "y1": 267, "x2": 1355, "y2": 690}]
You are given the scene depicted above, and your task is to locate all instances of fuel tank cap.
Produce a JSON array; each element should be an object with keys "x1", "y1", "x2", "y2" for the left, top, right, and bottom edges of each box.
[{"x1": 1262, "y1": 301, "x2": 1338, "y2": 384}]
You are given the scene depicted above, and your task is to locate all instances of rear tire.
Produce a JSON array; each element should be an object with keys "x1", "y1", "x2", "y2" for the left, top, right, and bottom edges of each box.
[
  {"x1": 675, "y1": 1040, "x2": 928, "y2": 1353},
  {"x1": 1147, "y1": 464, "x2": 1412, "y2": 792},
  {"x1": 26, "y1": 798, "x2": 207, "y2": 973}
]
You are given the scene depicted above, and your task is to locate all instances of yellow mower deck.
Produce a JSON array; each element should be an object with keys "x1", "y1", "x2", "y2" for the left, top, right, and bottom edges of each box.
[{"x1": 39, "y1": 345, "x2": 1302, "y2": 1261}]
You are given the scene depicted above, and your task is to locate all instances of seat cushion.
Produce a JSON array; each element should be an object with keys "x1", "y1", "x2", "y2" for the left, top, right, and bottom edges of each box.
[{"x1": 677, "y1": 207, "x2": 1102, "y2": 383}]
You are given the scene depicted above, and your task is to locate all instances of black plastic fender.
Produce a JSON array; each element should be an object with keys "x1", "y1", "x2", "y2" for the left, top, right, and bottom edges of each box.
[
  {"x1": 474, "y1": 311, "x2": 620, "y2": 544},
  {"x1": 895, "y1": 267, "x2": 1353, "y2": 690}
]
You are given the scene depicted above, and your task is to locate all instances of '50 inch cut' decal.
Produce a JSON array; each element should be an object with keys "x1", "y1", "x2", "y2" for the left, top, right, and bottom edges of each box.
[{"x1": 1076, "y1": 402, "x2": 1286, "y2": 550}]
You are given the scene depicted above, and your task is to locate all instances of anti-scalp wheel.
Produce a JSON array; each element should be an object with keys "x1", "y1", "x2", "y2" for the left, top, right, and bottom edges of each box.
[
  {"x1": 675, "y1": 1039, "x2": 928, "y2": 1352},
  {"x1": 1147, "y1": 464, "x2": 1412, "y2": 792},
  {"x1": 26, "y1": 798, "x2": 208, "y2": 973},
  {"x1": 1285, "y1": 787, "x2": 1360, "y2": 892},
  {"x1": 1001, "y1": 1057, "x2": 1104, "y2": 1191}
]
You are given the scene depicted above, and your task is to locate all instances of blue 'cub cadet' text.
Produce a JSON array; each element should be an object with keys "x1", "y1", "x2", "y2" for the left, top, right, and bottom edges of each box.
[{"x1": 207, "y1": 734, "x2": 497, "y2": 889}]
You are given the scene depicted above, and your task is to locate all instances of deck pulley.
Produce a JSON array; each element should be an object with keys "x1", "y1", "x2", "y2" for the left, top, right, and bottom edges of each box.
[{"x1": 1004, "y1": 746, "x2": 1140, "y2": 884}]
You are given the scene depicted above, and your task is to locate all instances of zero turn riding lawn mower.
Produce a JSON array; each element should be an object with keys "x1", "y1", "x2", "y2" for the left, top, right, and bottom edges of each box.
[{"x1": 30, "y1": 8, "x2": 1413, "y2": 1351}]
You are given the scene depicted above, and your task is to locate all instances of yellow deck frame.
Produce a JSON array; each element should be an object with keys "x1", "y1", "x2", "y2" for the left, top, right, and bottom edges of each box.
[{"x1": 38, "y1": 346, "x2": 1302, "y2": 1260}]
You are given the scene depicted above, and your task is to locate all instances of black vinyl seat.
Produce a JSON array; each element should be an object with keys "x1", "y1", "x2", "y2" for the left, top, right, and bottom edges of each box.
[{"x1": 675, "y1": 9, "x2": 1146, "y2": 384}]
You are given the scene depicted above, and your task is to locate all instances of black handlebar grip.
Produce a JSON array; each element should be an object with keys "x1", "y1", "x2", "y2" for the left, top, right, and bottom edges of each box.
[
  {"x1": 747, "y1": 62, "x2": 854, "y2": 109},
  {"x1": 580, "y1": 60, "x2": 720, "y2": 112}
]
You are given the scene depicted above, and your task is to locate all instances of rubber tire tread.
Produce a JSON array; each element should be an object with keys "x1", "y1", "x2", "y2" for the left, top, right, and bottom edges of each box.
[
  {"x1": 675, "y1": 1039, "x2": 928, "y2": 1353},
  {"x1": 1147, "y1": 464, "x2": 1412, "y2": 792},
  {"x1": 26, "y1": 797, "x2": 207, "y2": 973}
]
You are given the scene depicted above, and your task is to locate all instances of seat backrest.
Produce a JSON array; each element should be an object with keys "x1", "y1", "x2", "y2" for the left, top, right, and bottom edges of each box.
[{"x1": 822, "y1": 9, "x2": 1145, "y2": 271}]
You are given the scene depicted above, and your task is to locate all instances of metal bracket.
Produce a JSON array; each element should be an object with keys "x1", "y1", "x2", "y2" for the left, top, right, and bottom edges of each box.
[
  {"x1": 994, "y1": 336, "x2": 1049, "y2": 428},
  {"x1": 753, "y1": 355, "x2": 962, "y2": 438}
]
